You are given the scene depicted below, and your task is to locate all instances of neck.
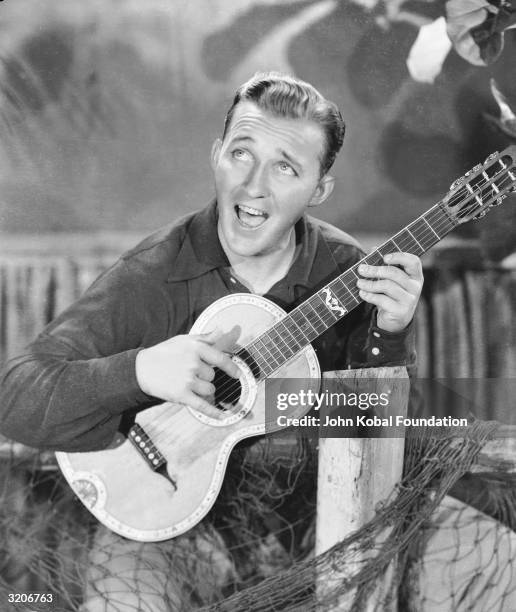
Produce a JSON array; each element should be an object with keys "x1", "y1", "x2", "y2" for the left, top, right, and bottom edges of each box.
[{"x1": 220, "y1": 229, "x2": 297, "y2": 295}]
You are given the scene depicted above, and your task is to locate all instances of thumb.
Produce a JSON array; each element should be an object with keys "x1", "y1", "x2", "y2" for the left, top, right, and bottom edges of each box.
[{"x1": 198, "y1": 326, "x2": 240, "y2": 352}]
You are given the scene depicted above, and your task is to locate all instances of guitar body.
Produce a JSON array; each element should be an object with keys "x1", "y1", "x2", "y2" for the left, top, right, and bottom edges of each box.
[{"x1": 56, "y1": 294, "x2": 320, "y2": 541}]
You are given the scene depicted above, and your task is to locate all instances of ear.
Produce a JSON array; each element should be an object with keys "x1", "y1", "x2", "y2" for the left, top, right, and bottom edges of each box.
[
  {"x1": 210, "y1": 138, "x2": 222, "y2": 171},
  {"x1": 308, "y1": 174, "x2": 335, "y2": 207}
]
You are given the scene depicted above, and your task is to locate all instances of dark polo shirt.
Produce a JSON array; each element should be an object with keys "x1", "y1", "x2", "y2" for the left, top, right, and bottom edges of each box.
[{"x1": 0, "y1": 202, "x2": 414, "y2": 452}]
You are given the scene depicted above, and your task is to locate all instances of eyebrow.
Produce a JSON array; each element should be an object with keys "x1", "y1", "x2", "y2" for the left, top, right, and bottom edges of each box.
[
  {"x1": 228, "y1": 135, "x2": 302, "y2": 169},
  {"x1": 280, "y1": 149, "x2": 301, "y2": 170},
  {"x1": 229, "y1": 135, "x2": 254, "y2": 145}
]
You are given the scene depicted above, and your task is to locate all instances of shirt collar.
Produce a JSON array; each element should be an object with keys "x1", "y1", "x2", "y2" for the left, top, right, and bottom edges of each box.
[
  {"x1": 167, "y1": 200, "x2": 341, "y2": 288},
  {"x1": 167, "y1": 201, "x2": 228, "y2": 282},
  {"x1": 292, "y1": 213, "x2": 343, "y2": 291}
]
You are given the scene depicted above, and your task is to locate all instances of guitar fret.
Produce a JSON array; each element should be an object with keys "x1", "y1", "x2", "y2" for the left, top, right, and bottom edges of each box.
[
  {"x1": 246, "y1": 344, "x2": 273, "y2": 376},
  {"x1": 336, "y1": 278, "x2": 359, "y2": 303},
  {"x1": 411, "y1": 219, "x2": 439, "y2": 251},
  {"x1": 253, "y1": 336, "x2": 281, "y2": 371},
  {"x1": 330, "y1": 278, "x2": 356, "y2": 308},
  {"x1": 377, "y1": 239, "x2": 401, "y2": 257},
  {"x1": 314, "y1": 292, "x2": 339, "y2": 321},
  {"x1": 291, "y1": 308, "x2": 319, "y2": 341},
  {"x1": 438, "y1": 201, "x2": 457, "y2": 226},
  {"x1": 245, "y1": 339, "x2": 274, "y2": 378},
  {"x1": 308, "y1": 298, "x2": 329, "y2": 326},
  {"x1": 275, "y1": 318, "x2": 303, "y2": 353},
  {"x1": 289, "y1": 309, "x2": 311, "y2": 339},
  {"x1": 262, "y1": 331, "x2": 285, "y2": 364},
  {"x1": 422, "y1": 216, "x2": 440, "y2": 240},
  {"x1": 363, "y1": 251, "x2": 383, "y2": 266},
  {"x1": 406, "y1": 228, "x2": 424, "y2": 253},
  {"x1": 349, "y1": 266, "x2": 360, "y2": 281},
  {"x1": 302, "y1": 303, "x2": 326, "y2": 334},
  {"x1": 344, "y1": 268, "x2": 362, "y2": 292},
  {"x1": 268, "y1": 326, "x2": 295, "y2": 359}
]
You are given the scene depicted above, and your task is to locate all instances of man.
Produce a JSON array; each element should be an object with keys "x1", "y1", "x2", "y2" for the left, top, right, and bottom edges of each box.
[{"x1": 0, "y1": 73, "x2": 423, "y2": 611}]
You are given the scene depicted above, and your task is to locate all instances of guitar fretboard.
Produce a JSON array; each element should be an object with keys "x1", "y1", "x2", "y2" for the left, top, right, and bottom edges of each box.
[{"x1": 240, "y1": 201, "x2": 454, "y2": 378}]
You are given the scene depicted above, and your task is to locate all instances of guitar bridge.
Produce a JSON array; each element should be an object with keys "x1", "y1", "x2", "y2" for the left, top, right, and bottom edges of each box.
[{"x1": 129, "y1": 423, "x2": 177, "y2": 490}]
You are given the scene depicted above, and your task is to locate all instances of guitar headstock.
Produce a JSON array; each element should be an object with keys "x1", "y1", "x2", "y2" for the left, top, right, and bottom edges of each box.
[{"x1": 444, "y1": 145, "x2": 516, "y2": 225}]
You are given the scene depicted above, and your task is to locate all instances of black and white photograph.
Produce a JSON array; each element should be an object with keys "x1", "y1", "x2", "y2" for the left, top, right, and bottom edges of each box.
[{"x1": 0, "y1": 1, "x2": 515, "y2": 610}]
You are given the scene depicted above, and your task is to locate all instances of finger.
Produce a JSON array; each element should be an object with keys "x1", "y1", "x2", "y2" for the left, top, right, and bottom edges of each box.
[
  {"x1": 357, "y1": 268, "x2": 415, "y2": 295},
  {"x1": 197, "y1": 343, "x2": 240, "y2": 378},
  {"x1": 197, "y1": 325, "x2": 240, "y2": 352},
  {"x1": 197, "y1": 328, "x2": 223, "y2": 343},
  {"x1": 357, "y1": 280, "x2": 417, "y2": 305},
  {"x1": 359, "y1": 290, "x2": 399, "y2": 313},
  {"x1": 382, "y1": 253, "x2": 423, "y2": 279},
  {"x1": 214, "y1": 325, "x2": 241, "y2": 352},
  {"x1": 182, "y1": 391, "x2": 222, "y2": 419},
  {"x1": 191, "y1": 378, "x2": 216, "y2": 397},
  {"x1": 358, "y1": 259, "x2": 421, "y2": 286},
  {"x1": 196, "y1": 362, "x2": 215, "y2": 382}
]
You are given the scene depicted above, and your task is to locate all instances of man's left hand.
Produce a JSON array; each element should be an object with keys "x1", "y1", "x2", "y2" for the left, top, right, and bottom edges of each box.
[{"x1": 356, "y1": 252, "x2": 423, "y2": 333}]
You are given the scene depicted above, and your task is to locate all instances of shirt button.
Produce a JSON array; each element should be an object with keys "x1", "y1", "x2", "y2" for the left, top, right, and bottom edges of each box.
[
  {"x1": 371, "y1": 347, "x2": 380, "y2": 356},
  {"x1": 373, "y1": 331, "x2": 380, "y2": 338}
]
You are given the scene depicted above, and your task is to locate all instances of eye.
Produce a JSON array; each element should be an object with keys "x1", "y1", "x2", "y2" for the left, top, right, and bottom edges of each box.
[
  {"x1": 278, "y1": 161, "x2": 297, "y2": 176},
  {"x1": 231, "y1": 148, "x2": 251, "y2": 161}
]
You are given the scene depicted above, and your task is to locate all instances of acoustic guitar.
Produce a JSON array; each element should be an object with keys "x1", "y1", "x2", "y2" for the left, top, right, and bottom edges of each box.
[{"x1": 56, "y1": 147, "x2": 516, "y2": 541}]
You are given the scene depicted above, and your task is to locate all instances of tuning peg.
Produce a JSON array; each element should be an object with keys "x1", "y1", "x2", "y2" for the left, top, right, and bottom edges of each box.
[
  {"x1": 465, "y1": 164, "x2": 482, "y2": 177},
  {"x1": 449, "y1": 176, "x2": 465, "y2": 190},
  {"x1": 484, "y1": 152, "x2": 499, "y2": 164},
  {"x1": 473, "y1": 209, "x2": 488, "y2": 220}
]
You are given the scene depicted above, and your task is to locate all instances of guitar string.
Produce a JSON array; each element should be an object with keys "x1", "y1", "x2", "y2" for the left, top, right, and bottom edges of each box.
[
  {"x1": 196, "y1": 167, "x2": 516, "y2": 409},
  {"x1": 206, "y1": 169, "x2": 515, "y2": 396},
  {"x1": 141, "y1": 164, "x2": 516, "y2": 444},
  {"x1": 142, "y1": 168, "x2": 515, "y2": 445},
  {"x1": 142, "y1": 167, "x2": 513, "y2": 444}
]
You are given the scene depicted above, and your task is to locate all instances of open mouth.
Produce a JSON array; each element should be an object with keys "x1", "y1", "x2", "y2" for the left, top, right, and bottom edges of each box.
[{"x1": 235, "y1": 204, "x2": 269, "y2": 229}]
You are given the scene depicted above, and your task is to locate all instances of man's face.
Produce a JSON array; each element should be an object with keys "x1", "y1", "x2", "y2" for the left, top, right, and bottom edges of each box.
[{"x1": 211, "y1": 101, "x2": 333, "y2": 261}]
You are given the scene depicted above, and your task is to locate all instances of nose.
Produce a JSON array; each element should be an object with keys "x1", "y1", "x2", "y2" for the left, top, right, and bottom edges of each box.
[{"x1": 242, "y1": 163, "x2": 269, "y2": 199}]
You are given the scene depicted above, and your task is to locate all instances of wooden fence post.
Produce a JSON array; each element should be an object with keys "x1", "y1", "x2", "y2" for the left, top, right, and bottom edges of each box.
[{"x1": 316, "y1": 366, "x2": 409, "y2": 611}]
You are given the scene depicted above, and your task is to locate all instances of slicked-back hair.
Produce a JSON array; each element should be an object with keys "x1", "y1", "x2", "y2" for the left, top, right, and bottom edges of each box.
[{"x1": 222, "y1": 72, "x2": 346, "y2": 176}]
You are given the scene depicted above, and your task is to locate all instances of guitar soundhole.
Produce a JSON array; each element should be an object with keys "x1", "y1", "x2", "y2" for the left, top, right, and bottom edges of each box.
[{"x1": 213, "y1": 367, "x2": 242, "y2": 411}]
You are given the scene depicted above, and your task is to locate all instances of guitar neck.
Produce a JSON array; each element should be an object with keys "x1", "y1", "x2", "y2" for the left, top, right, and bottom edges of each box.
[{"x1": 238, "y1": 146, "x2": 516, "y2": 379}]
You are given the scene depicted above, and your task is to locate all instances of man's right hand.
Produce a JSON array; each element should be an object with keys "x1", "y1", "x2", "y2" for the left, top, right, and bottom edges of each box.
[{"x1": 135, "y1": 328, "x2": 241, "y2": 418}]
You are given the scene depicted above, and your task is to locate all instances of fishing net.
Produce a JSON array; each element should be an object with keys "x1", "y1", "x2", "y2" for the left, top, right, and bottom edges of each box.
[{"x1": 1, "y1": 418, "x2": 515, "y2": 612}]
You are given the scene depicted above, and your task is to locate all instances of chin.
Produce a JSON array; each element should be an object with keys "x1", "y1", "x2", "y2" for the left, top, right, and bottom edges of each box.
[{"x1": 228, "y1": 238, "x2": 267, "y2": 259}]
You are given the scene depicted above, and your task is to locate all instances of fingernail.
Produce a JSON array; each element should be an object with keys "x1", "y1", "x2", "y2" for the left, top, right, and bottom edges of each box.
[
  {"x1": 384, "y1": 254, "x2": 392, "y2": 262},
  {"x1": 358, "y1": 264, "x2": 366, "y2": 273}
]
